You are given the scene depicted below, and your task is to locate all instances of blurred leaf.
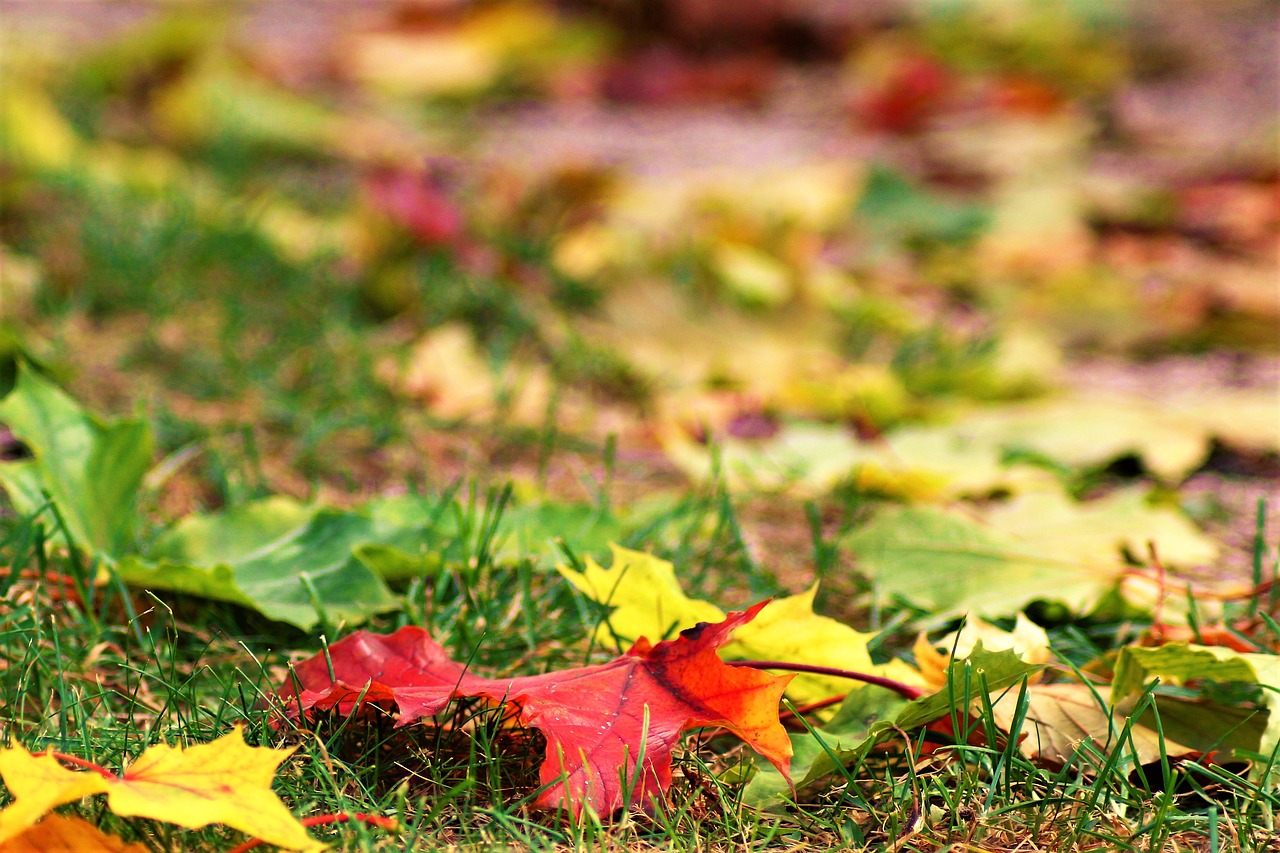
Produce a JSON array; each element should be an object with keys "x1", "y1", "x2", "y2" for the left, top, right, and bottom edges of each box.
[
  {"x1": 154, "y1": 58, "x2": 342, "y2": 155},
  {"x1": 0, "y1": 815, "x2": 149, "y2": 853},
  {"x1": 0, "y1": 363, "x2": 152, "y2": 555},
  {"x1": 951, "y1": 396, "x2": 1212, "y2": 481},
  {"x1": 662, "y1": 420, "x2": 863, "y2": 496},
  {"x1": 847, "y1": 488, "x2": 1217, "y2": 620},
  {"x1": 0, "y1": 83, "x2": 81, "y2": 172},
  {"x1": 855, "y1": 164, "x2": 989, "y2": 246}
]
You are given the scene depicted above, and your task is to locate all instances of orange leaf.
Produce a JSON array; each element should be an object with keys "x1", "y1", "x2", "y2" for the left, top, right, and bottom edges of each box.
[
  {"x1": 0, "y1": 728, "x2": 319, "y2": 852},
  {"x1": 0, "y1": 814, "x2": 149, "y2": 852},
  {"x1": 283, "y1": 602, "x2": 793, "y2": 815}
]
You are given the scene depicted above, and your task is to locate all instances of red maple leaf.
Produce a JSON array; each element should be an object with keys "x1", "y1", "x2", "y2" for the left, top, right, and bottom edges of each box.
[{"x1": 280, "y1": 602, "x2": 793, "y2": 815}]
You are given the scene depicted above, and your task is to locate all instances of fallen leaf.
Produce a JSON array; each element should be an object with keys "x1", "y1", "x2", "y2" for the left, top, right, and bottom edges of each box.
[
  {"x1": 984, "y1": 487, "x2": 1219, "y2": 570},
  {"x1": 954, "y1": 396, "x2": 1211, "y2": 481},
  {"x1": 854, "y1": 164, "x2": 989, "y2": 246},
  {"x1": 849, "y1": 424, "x2": 1057, "y2": 502},
  {"x1": 153, "y1": 57, "x2": 342, "y2": 155},
  {"x1": 0, "y1": 728, "x2": 318, "y2": 852},
  {"x1": 745, "y1": 645, "x2": 1044, "y2": 804},
  {"x1": 557, "y1": 545, "x2": 726, "y2": 649},
  {"x1": 1112, "y1": 643, "x2": 1280, "y2": 777},
  {"x1": 363, "y1": 165, "x2": 465, "y2": 249},
  {"x1": 724, "y1": 586, "x2": 925, "y2": 707},
  {"x1": 283, "y1": 603, "x2": 793, "y2": 815},
  {"x1": 0, "y1": 82, "x2": 82, "y2": 172},
  {"x1": 662, "y1": 420, "x2": 863, "y2": 496},
  {"x1": 1163, "y1": 389, "x2": 1280, "y2": 457},
  {"x1": 341, "y1": 31, "x2": 502, "y2": 98},
  {"x1": 988, "y1": 682, "x2": 1193, "y2": 768},
  {"x1": 119, "y1": 498, "x2": 403, "y2": 630},
  {"x1": 560, "y1": 548, "x2": 920, "y2": 707},
  {"x1": 0, "y1": 363, "x2": 152, "y2": 556},
  {"x1": 847, "y1": 487, "x2": 1218, "y2": 620},
  {"x1": 0, "y1": 815, "x2": 149, "y2": 853},
  {"x1": 710, "y1": 242, "x2": 794, "y2": 307},
  {"x1": 851, "y1": 49, "x2": 953, "y2": 134},
  {"x1": 915, "y1": 612, "x2": 1050, "y2": 692}
]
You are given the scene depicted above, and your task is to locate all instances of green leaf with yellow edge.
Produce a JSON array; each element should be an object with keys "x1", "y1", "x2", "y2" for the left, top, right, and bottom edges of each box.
[
  {"x1": 1112, "y1": 643, "x2": 1280, "y2": 775},
  {"x1": 0, "y1": 727, "x2": 320, "y2": 852},
  {"x1": 847, "y1": 487, "x2": 1218, "y2": 621},
  {"x1": 662, "y1": 421, "x2": 864, "y2": 496},
  {"x1": 954, "y1": 396, "x2": 1210, "y2": 482},
  {"x1": 557, "y1": 545, "x2": 725, "y2": 649}
]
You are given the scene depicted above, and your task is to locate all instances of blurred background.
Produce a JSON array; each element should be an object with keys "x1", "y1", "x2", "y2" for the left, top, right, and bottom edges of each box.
[{"x1": 0, "y1": 0, "x2": 1277, "y2": 583}]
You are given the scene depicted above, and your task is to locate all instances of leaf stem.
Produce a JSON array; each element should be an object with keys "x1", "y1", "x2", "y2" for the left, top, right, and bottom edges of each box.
[
  {"x1": 51, "y1": 751, "x2": 117, "y2": 779},
  {"x1": 731, "y1": 660, "x2": 925, "y2": 700},
  {"x1": 224, "y1": 813, "x2": 397, "y2": 853}
]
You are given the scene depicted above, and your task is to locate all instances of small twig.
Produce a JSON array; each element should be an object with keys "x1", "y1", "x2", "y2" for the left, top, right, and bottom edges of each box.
[{"x1": 730, "y1": 660, "x2": 925, "y2": 700}]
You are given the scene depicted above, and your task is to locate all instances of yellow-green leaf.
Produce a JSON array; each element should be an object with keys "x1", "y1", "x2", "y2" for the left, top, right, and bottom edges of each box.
[
  {"x1": 725, "y1": 585, "x2": 924, "y2": 706},
  {"x1": 557, "y1": 545, "x2": 725, "y2": 649}
]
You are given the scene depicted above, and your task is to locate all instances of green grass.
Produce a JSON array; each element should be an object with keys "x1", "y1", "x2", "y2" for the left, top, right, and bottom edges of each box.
[
  {"x1": 2, "y1": 23, "x2": 1278, "y2": 849},
  {"x1": 2, "y1": 489, "x2": 1276, "y2": 851}
]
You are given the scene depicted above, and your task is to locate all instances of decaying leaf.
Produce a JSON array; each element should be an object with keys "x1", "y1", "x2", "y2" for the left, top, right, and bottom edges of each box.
[
  {"x1": 988, "y1": 682, "x2": 1194, "y2": 768},
  {"x1": 1112, "y1": 643, "x2": 1280, "y2": 775},
  {"x1": 0, "y1": 728, "x2": 318, "y2": 852},
  {"x1": 283, "y1": 603, "x2": 793, "y2": 815}
]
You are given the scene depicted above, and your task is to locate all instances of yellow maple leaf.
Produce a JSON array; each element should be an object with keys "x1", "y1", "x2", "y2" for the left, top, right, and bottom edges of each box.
[
  {"x1": 557, "y1": 545, "x2": 726, "y2": 649},
  {"x1": 0, "y1": 727, "x2": 320, "y2": 852},
  {"x1": 0, "y1": 814, "x2": 149, "y2": 852},
  {"x1": 725, "y1": 585, "x2": 925, "y2": 707}
]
